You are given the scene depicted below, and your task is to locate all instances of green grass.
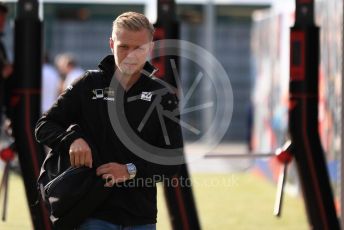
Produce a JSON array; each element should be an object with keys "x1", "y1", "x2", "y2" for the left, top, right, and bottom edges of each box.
[
  {"x1": 0, "y1": 172, "x2": 33, "y2": 230},
  {"x1": 0, "y1": 172, "x2": 308, "y2": 230},
  {"x1": 157, "y1": 173, "x2": 308, "y2": 230}
]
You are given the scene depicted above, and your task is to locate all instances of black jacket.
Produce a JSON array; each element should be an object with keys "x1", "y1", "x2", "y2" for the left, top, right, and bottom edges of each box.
[{"x1": 35, "y1": 55, "x2": 183, "y2": 226}]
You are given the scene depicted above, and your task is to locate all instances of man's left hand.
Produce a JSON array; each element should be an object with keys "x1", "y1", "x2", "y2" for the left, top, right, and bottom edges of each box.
[{"x1": 96, "y1": 162, "x2": 130, "y2": 187}]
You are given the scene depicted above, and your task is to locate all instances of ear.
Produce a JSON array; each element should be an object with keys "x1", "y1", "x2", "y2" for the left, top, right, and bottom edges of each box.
[{"x1": 109, "y1": 37, "x2": 114, "y2": 53}]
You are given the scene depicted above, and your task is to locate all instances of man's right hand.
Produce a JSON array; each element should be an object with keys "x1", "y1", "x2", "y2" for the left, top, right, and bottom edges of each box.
[{"x1": 69, "y1": 138, "x2": 93, "y2": 168}]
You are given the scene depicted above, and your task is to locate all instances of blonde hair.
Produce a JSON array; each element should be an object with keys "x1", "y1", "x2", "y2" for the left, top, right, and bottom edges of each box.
[{"x1": 112, "y1": 11, "x2": 155, "y2": 40}]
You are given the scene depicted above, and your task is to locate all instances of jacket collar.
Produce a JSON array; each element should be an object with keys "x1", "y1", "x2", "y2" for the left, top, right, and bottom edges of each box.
[{"x1": 98, "y1": 55, "x2": 158, "y2": 80}]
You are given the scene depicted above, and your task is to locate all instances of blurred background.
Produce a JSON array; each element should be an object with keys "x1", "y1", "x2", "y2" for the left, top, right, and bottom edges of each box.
[{"x1": 0, "y1": 0, "x2": 342, "y2": 229}]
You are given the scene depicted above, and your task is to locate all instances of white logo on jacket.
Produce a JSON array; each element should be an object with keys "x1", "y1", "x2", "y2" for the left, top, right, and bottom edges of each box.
[
  {"x1": 92, "y1": 88, "x2": 115, "y2": 101},
  {"x1": 140, "y1": 92, "x2": 152, "y2": 101}
]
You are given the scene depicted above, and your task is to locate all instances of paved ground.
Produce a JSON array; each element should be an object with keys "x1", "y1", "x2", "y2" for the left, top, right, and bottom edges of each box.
[{"x1": 185, "y1": 142, "x2": 257, "y2": 173}]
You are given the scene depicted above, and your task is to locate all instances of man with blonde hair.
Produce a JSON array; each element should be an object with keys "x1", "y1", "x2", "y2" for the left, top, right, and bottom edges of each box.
[{"x1": 35, "y1": 11, "x2": 182, "y2": 229}]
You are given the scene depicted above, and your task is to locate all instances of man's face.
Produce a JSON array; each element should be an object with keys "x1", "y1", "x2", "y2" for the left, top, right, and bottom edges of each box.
[
  {"x1": 56, "y1": 59, "x2": 69, "y2": 76},
  {"x1": 110, "y1": 28, "x2": 153, "y2": 76}
]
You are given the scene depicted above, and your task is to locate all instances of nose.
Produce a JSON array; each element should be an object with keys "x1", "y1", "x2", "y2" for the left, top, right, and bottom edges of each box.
[{"x1": 126, "y1": 49, "x2": 138, "y2": 58}]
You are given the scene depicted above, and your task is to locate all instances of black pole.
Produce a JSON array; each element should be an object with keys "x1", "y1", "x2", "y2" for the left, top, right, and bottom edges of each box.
[
  {"x1": 153, "y1": 0, "x2": 179, "y2": 87},
  {"x1": 289, "y1": 0, "x2": 339, "y2": 229},
  {"x1": 11, "y1": 0, "x2": 52, "y2": 229},
  {"x1": 153, "y1": 1, "x2": 201, "y2": 229}
]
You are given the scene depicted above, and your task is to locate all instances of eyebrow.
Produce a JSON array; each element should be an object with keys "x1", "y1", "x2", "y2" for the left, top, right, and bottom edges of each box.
[{"x1": 117, "y1": 44, "x2": 145, "y2": 49}]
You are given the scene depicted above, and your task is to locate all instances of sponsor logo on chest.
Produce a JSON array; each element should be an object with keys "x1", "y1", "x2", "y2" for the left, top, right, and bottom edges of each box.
[
  {"x1": 92, "y1": 87, "x2": 115, "y2": 101},
  {"x1": 140, "y1": 92, "x2": 153, "y2": 102}
]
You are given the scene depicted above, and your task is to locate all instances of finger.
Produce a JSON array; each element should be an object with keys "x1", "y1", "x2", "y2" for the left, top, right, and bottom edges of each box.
[
  {"x1": 96, "y1": 166, "x2": 110, "y2": 176},
  {"x1": 69, "y1": 152, "x2": 75, "y2": 167},
  {"x1": 79, "y1": 152, "x2": 85, "y2": 167},
  {"x1": 102, "y1": 173, "x2": 113, "y2": 180},
  {"x1": 74, "y1": 153, "x2": 80, "y2": 167},
  {"x1": 96, "y1": 164, "x2": 111, "y2": 174},
  {"x1": 102, "y1": 174, "x2": 114, "y2": 187}
]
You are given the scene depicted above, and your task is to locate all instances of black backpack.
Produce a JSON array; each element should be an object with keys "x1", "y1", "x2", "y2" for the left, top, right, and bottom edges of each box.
[{"x1": 37, "y1": 124, "x2": 112, "y2": 229}]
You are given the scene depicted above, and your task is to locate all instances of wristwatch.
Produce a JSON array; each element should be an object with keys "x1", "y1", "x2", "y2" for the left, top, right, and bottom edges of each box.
[{"x1": 126, "y1": 163, "x2": 137, "y2": 179}]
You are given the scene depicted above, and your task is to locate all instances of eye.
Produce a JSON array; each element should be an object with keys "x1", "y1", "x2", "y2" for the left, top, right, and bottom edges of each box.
[{"x1": 118, "y1": 45, "x2": 128, "y2": 49}]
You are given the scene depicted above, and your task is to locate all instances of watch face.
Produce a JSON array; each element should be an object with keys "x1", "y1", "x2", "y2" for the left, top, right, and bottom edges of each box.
[{"x1": 127, "y1": 163, "x2": 137, "y2": 178}]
